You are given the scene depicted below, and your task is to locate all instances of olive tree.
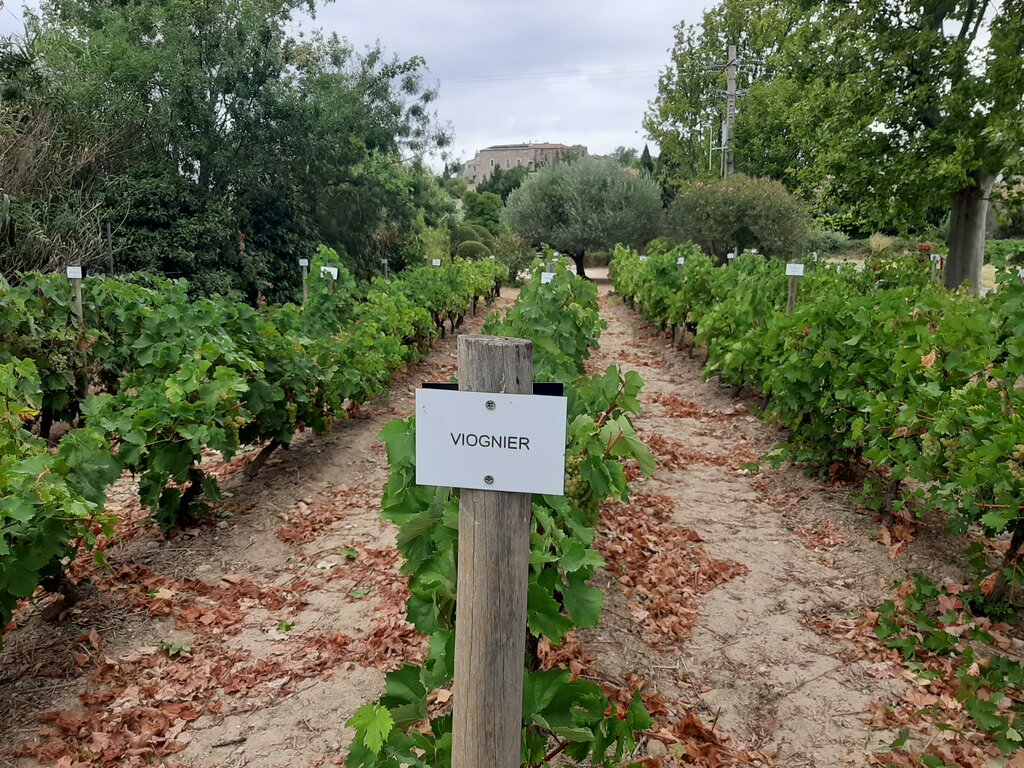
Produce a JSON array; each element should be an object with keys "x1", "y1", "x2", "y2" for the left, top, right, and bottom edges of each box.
[{"x1": 502, "y1": 157, "x2": 664, "y2": 277}]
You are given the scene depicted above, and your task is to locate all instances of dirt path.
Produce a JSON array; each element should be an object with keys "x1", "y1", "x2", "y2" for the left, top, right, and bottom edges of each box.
[
  {"x1": 582, "y1": 278, "x2": 968, "y2": 767},
  {"x1": 0, "y1": 292, "x2": 516, "y2": 768}
]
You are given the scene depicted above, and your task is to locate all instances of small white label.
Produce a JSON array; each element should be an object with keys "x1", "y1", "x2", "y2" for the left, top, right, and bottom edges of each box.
[
  {"x1": 1018, "y1": 267, "x2": 1024, "y2": 280},
  {"x1": 676, "y1": 257, "x2": 686, "y2": 266},
  {"x1": 321, "y1": 266, "x2": 339, "y2": 280},
  {"x1": 66, "y1": 266, "x2": 83, "y2": 280},
  {"x1": 639, "y1": 256, "x2": 648, "y2": 263},
  {"x1": 786, "y1": 263, "x2": 805, "y2": 277},
  {"x1": 750, "y1": 248, "x2": 759, "y2": 255},
  {"x1": 541, "y1": 272, "x2": 555, "y2": 284},
  {"x1": 298, "y1": 258, "x2": 309, "y2": 267},
  {"x1": 416, "y1": 389, "x2": 568, "y2": 495},
  {"x1": 432, "y1": 258, "x2": 442, "y2": 267},
  {"x1": 930, "y1": 253, "x2": 942, "y2": 263}
]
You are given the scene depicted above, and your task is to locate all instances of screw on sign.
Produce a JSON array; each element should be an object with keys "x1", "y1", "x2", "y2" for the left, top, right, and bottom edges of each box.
[{"x1": 414, "y1": 335, "x2": 568, "y2": 768}]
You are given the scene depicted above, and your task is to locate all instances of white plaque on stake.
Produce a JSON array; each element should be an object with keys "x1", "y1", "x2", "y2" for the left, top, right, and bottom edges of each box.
[
  {"x1": 786, "y1": 263, "x2": 805, "y2": 277},
  {"x1": 321, "y1": 266, "x2": 339, "y2": 280},
  {"x1": 415, "y1": 389, "x2": 568, "y2": 495},
  {"x1": 298, "y1": 258, "x2": 309, "y2": 267},
  {"x1": 677, "y1": 256, "x2": 686, "y2": 266},
  {"x1": 930, "y1": 253, "x2": 942, "y2": 263},
  {"x1": 432, "y1": 258, "x2": 442, "y2": 267},
  {"x1": 639, "y1": 256, "x2": 648, "y2": 263},
  {"x1": 66, "y1": 266, "x2": 83, "y2": 280},
  {"x1": 541, "y1": 272, "x2": 555, "y2": 284}
]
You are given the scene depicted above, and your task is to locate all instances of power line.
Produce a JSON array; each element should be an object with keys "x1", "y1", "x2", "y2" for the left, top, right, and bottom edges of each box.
[
  {"x1": 438, "y1": 65, "x2": 658, "y2": 83},
  {"x1": 442, "y1": 72, "x2": 656, "y2": 92}
]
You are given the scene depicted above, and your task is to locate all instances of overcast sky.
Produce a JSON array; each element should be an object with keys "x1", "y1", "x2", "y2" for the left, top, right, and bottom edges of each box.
[{"x1": 0, "y1": 0, "x2": 712, "y2": 167}]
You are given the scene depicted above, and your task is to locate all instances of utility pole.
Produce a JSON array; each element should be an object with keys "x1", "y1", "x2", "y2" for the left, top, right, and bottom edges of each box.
[
  {"x1": 723, "y1": 45, "x2": 737, "y2": 177},
  {"x1": 707, "y1": 44, "x2": 760, "y2": 178}
]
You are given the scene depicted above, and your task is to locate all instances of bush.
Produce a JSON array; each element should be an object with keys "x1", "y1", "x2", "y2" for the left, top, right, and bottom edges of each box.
[
  {"x1": 869, "y1": 232, "x2": 895, "y2": 255},
  {"x1": 468, "y1": 224, "x2": 495, "y2": 246},
  {"x1": 985, "y1": 239, "x2": 1024, "y2": 266},
  {"x1": 421, "y1": 226, "x2": 450, "y2": 264},
  {"x1": 807, "y1": 227, "x2": 849, "y2": 253},
  {"x1": 491, "y1": 233, "x2": 535, "y2": 285},
  {"x1": 451, "y1": 223, "x2": 479, "y2": 251},
  {"x1": 667, "y1": 174, "x2": 810, "y2": 261},
  {"x1": 455, "y1": 240, "x2": 491, "y2": 260}
]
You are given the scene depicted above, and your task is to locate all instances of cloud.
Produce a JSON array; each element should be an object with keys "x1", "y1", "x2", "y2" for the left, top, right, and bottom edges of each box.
[
  {"x1": 1, "y1": 0, "x2": 714, "y2": 166},
  {"x1": 306, "y1": 0, "x2": 712, "y2": 164}
]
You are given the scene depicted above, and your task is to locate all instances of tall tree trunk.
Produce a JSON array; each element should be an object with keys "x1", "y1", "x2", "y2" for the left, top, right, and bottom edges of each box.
[
  {"x1": 945, "y1": 171, "x2": 996, "y2": 294},
  {"x1": 569, "y1": 252, "x2": 588, "y2": 279}
]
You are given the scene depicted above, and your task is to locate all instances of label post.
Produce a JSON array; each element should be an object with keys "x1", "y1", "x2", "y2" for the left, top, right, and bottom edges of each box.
[{"x1": 450, "y1": 335, "x2": 533, "y2": 768}]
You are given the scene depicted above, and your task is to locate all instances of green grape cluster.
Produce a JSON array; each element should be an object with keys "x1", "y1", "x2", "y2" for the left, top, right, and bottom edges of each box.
[
  {"x1": 1009, "y1": 445, "x2": 1024, "y2": 481},
  {"x1": 224, "y1": 414, "x2": 246, "y2": 445},
  {"x1": 564, "y1": 456, "x2": 600, "y2": 520}
]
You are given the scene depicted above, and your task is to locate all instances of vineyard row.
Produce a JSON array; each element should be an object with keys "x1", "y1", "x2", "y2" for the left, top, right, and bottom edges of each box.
[{"x1": 0, "y1": 252, "x2": 505, "y2": 635}]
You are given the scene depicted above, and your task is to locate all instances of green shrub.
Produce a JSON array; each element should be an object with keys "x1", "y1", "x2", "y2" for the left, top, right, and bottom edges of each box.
[
  {"x1": 807, "y1": 227, "x2": 849, "y2": 253},
  {"x1": 667, "y1": 174, "x2": 810, "y2": 261},
  {"x1": 491, "y1": 232, "x2": 535, "y2": 285},
  {"x1": 468, "y1": 224, "x2": 495, "y2": 246},
  {"x1": 985, "y1": 239, "x2": 1024, "y2": 266},
  {"x1": 455, "y1": 240, "x2": 491, "y2": 260},
  {"x1": 421, "y1": 227, "x2": 450, "y2": 264},
  {"x1": 869, "y1": 232, "x2": 895, "y2": 255}
]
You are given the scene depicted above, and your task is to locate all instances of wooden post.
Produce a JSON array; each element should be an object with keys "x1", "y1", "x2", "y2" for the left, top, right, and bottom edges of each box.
[
  {"x1": 787, "y1": 275, "x2": 798, "y2": 313},
  {"x1": 67, "y1": 267, "x2": 84, "y2": 329},
  {"x1": 300, "y1": 259, "x2": 309, "y2": 305},
  {"x1": 73, "y1": 278, "x2": 84, "y2": 328},
  {"x1": 452, "y1": 335, "x2": 533, "y2": 768}
]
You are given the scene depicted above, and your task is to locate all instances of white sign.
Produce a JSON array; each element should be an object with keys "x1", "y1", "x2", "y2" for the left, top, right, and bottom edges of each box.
[
  {"x1": 432, "y1": 258, "x2": 442, "y2": 267},
  {"x1": 676, "y1": 256, "x2": 686, "y2": 266},
  {"x1": 930, "y1": 253, "x2": 942, "y2": 263},
  {"x1": 639, "y1": 256, "x2": 648, "y2": 263},
  {"x1": 541, "y1": 272, "x2": 555, "y2": 284},
  {"x1": 298, "y1": 258, "x2": 309, "y2": 267},
  {"x1": 786, "y1": 263, "x2": 805, "y2": 277},
  {"x1": 1018, "y1": 267, "x2": 1024, "y2": 281},
  {"x1": 415, "y1": 389, "x2": 567, "y2": 495},
  {"x1": 321, "y1": 266, "x2": 339, "y2": 280},
  {"x1": 66, "y1": 266, "x2": 83, "y2": 280}
]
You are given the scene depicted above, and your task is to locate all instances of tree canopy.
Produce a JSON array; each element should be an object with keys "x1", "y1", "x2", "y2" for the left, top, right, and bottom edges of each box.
[
  {"x1": 502, "y1": 157, "x2": 664, "y2": 277},
  {"x1": 647, "y1": 0, "x2": 1024, "y2": 291},
  {"x1": 0, "y1": 0, "x2": 453, "y2": 297},
  {"x1": 476, "y1": 164, "x2": 529, "y2": 202}
]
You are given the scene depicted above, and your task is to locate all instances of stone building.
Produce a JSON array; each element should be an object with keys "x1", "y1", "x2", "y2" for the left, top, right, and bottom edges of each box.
[{"x1": 461, "y1": 142, "x2": 587, "y2": 185}]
